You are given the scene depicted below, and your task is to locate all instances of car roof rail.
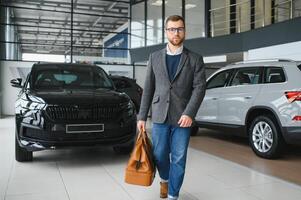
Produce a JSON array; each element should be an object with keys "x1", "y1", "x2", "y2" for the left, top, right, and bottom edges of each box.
[{"x1": 234, "y1": 59, "x2": 295, "y2": 65}]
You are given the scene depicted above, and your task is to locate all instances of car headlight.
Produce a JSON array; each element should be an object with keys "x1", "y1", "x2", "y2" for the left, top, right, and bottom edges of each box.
[
  {"x1": 21, "y1": 99, "x2": 45, "y2": 110},
  {"x1": 121, "y1": 101, "x2": 134, "y2": 116}
]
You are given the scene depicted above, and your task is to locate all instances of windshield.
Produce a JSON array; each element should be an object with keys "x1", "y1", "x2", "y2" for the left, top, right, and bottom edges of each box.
[{"x1": 32, "y1": 66, "x2": 113, "y2": 90}]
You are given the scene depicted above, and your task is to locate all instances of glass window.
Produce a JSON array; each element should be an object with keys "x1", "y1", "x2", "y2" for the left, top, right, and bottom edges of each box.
[
  {"x1": 185, "y1": 0, "x2": 205, "y2": 39},
  {"x1": 164, "y1": 0, "x2": 183, "y2": 43},
  {"x1": 236, "y1": 0, "x2": 251, "y2": 32},
  {"x1": 147, "y1": 0, "x2": 163, "y2": 45},
  {"x1": 255, "y1": 0, "x2": 273, "y2": 28},
  {"x1": 230, "y1": 68, "x2": 260, "y2": 86},
  {"x1": 210, "y1": 0, "x2": 230, "y2": 37},
  {"x1": 33, "y1": 66, "x2": 113, "y2": 90},
  {"x1": 207, "y1": 70, "x2": 232, "y2": 89},
  {"x1": 294, "y1": 0, "x2": 301, "y2": 18},
  {"x1": 274, "y1": 0, "x2": 291, "y2": 23},
  {"x1": 264, "y1": 67, "x2": 286, "y2": 83},
  {"x1": 131, "y1": 2, "x2": 145, "y2": 48}
]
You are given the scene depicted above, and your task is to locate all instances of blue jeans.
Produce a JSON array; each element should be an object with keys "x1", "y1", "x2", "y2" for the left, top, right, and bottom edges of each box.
[{"x1": 152, "y1": 123, "x2": 191, "y2": 198}]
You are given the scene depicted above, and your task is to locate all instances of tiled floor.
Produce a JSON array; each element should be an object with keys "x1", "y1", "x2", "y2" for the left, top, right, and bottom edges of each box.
[
  {"x1": 1, "y1": 116, "x2": 301, "y2": 200},
  {"x1": 190, "y1": 128, "x2": 301, "y2": 186}
]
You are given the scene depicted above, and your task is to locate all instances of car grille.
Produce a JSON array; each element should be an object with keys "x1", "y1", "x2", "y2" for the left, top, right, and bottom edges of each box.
[{"x1": 46, "y1": 104, "x2": 122, "y2": 121}]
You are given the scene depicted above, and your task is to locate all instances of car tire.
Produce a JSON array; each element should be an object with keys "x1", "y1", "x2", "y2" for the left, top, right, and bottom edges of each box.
[
  {"x1": 113, "y1": 142, "x2": 134, "y2": 154},
  {"x1": 190, "y1": 126, "x2": 199, "y2": 136},
  {"x1": 15, "y1": 137, "x2": 33, "y2": 162},
  {"x1": 248, "y1": 115, "x2": 284, "y2": 159}
]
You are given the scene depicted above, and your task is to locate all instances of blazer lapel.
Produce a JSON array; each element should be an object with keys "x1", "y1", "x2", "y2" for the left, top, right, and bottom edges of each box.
[
  {"x1": 160, "y1": 48, "x2": 171, "y2": 83},
  {"x1": 171, "y1": 47, "x2": 188, "y2": 83}
]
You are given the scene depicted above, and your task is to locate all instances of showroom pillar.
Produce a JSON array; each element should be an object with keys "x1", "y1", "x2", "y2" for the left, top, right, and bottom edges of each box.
[
  {"x1": 0, "y1": 4, "x2": 6, "y2": 60},
  {"x1": 3, "y1": 6, "x2": 14, "y2": 60},
  {"x1": 0, "y1": 3, "x2": 7, "y2": 118},
  {"x1": 251, "y1": 0, "x2": 255, "y2": 29},
  {"x1": 230, "y1": 0, "x2": 236, "y2": 34},
  {"x1": 204, "y1": 0, "x2": 211, "y2": 37}
]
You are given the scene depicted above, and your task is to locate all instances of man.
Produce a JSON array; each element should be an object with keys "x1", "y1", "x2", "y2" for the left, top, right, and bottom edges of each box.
[{"x1": 137, "y1": 15, "x2": 206, "y2": 200}]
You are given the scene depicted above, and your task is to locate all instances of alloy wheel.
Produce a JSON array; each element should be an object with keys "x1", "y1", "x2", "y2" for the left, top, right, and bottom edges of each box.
[{"x1": 252, "y1": 121, "x2": 273, "y2": 153}]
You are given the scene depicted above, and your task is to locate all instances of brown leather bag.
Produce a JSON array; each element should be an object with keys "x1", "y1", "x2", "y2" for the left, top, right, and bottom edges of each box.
[{"x1": 125, "y1": 128, "x2": 155, "y2": 186}]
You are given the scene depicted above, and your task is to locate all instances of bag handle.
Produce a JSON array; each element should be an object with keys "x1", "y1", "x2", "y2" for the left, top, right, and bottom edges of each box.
[
  {"x1": 135, "y1": 127, "x2": 147, "y2": 142},
  {"x1": 135, "y1": 128, "x2": 155, "y2": 173}
]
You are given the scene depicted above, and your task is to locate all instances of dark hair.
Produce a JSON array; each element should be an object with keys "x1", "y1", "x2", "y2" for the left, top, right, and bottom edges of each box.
[{"x1": 165, "y1": 15, "x2": 185, "y2": 28}]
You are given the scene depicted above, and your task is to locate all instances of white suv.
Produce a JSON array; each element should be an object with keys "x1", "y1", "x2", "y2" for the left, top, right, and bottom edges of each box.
[{"x1": 194, "y1": 59, "x2": 301, "y2": 159}]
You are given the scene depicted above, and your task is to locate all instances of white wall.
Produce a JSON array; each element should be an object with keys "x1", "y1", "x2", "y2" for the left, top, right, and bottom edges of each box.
[
  {"x1": 246, "y1": 41, "x2": 301, "y2": 61},
  {"x1": 134, "y1": 65, "x2": 148, "y2": 88},
  {"x1": 0, "y1": 61, "x2": 35, "y2": 116}
]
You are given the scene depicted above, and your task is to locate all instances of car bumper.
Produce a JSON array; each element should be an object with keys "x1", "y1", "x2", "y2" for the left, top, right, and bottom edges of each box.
[
  {"x1": 17, "y1": 120, "x2": 136, "y2": 151},
  {"x1": 282, "y1": 126, "x2": 301, "y2": 145}
]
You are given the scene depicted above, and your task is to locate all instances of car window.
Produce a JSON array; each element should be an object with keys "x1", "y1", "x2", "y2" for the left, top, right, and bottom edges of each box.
[
  {"x1": 264, "y1": 67, "x2": 285, "y2": 83},
  {"x1": 206, "y1": 70, "x2": 232, "y2": 89},
  {"x1": 298, "y1": 65, "x2": 301, "y2": 71},
  {"x1": 230, "y1": 67, "x2": 260, "y2": 86},
  {"x1": 33, "y1": 67, "x2": 113, "y2": 90},
  {"x1": 95, "y1": 69, "x2": 113, "y2": 88}
]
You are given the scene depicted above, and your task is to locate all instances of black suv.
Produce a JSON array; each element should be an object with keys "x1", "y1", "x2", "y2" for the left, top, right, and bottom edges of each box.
[
  {"x1": 109, "y1": 75, "x2": 142, "y2": 112},
  {"x1": 11, "y1": 63, "x2": 136, "y2": 162}
]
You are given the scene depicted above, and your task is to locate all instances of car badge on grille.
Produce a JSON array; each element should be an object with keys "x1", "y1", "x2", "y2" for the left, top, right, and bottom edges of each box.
[
  {"x1": 78, "y1": 109, "x2": 91, "y2": 119},
  {"x1": 73, "y1": 105, "x2": 79, "y2": 109}
]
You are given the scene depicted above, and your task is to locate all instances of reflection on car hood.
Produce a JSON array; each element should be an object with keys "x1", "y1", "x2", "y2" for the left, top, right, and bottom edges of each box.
[{"x1": 26, "y1": 88, "x2": 129, "y2": 105}]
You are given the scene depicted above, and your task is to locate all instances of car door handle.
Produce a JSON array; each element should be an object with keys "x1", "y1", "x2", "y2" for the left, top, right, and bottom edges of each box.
[
  {"x1": 211, "y1": 97, "x2": 218, "y2": 100},
  {"x1": 244, "y1": 96, "x2": 252, "y2": 99}
]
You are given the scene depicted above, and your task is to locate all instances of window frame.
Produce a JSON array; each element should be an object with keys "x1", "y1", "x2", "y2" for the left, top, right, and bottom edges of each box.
[
  {"x1": 228, "y1": 67, "x2": 263, "y2": 87},
  {"x1": 263, "y1": 66, "x2": 286, "y2": 84},
  {"x1": 206, "y1": 69, "x2": 234, "y2": 90}
]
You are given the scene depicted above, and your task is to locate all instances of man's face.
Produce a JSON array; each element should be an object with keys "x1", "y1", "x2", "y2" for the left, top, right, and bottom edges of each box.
[{"x1": 165, "y1": 20, "x2": 185, "y2": 46}]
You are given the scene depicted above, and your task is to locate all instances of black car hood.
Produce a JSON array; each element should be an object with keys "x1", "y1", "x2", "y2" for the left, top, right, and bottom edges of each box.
[{"x1": 26, "y1": 89, "x2": 129, "y2": 105}]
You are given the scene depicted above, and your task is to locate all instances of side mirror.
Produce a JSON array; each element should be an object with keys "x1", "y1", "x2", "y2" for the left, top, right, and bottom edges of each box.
[{"x1": 10, "y1": 78, "x2": 23, "y2": 88}]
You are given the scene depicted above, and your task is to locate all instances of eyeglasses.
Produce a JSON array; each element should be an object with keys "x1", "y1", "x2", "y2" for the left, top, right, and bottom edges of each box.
[{"x1": 166, "y1": 27, "x2": 185, "y2": 34}]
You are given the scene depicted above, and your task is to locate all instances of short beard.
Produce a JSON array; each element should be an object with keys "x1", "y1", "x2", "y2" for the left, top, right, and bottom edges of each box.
[{"x1": 169, "y1": 37, "x2": 184, "y2": 46}]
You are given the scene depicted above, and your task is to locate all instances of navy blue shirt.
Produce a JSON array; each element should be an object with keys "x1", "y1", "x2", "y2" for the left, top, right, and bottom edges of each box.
[{"x1": 166, "y1": 54, "x2": 181, "y2": 81}]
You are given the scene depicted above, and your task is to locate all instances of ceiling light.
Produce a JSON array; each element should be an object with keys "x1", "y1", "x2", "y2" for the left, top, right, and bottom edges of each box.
[
  {"x1": 185, "y1": 4, "x2": 196, "y2": 10},
  {"x1": 152, "y1": 0, "x2": 168, "y2": 6}
]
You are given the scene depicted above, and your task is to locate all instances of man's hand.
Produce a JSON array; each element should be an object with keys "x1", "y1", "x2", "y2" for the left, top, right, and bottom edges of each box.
[
  {"x1": 178, "y1": 115, "x2": 193, "y2": 127},
  {"x1": 137, "y1": 120, "x2": 146, "y2": 132}
]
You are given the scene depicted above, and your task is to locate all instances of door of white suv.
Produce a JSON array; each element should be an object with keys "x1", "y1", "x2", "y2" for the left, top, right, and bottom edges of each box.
[
  {"x1": 195, "y1": 69, "x2": 233, "y2": 123},
  {"x1": 218, "y1": 67, "x2": 263, "y2": 125}
]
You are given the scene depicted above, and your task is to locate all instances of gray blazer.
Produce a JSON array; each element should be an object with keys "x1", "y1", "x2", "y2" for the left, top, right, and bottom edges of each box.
[{"x1": 137, "y1": 47, "x2": 206, "y2": 125}]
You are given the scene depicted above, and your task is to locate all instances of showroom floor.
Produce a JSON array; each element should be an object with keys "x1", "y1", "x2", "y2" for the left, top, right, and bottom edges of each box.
[{"x1": 1, "y1": 117, "x2": 301, "y2": 200}]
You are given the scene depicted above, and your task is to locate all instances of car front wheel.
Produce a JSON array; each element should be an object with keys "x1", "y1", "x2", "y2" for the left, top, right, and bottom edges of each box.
[
  {"x1": 248, "y1": 115, "x2": 284, "y2": 159},
  {"x1": 15, "y1": 137, "x2": 33, "y2": 162}
]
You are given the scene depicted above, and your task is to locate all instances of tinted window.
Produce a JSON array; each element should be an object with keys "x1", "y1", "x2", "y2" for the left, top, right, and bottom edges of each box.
[
  {"x1": 298, "y1": 65, "x2": 301, "y2": 71},
  {"x1": 207, "y1": 70, "x2": 231, "y2": 89},
  {"x1": 230, "y1": 67, "x2": 260, "y2": 86},
  {"x1": 33, "y1": 66, "x2": 113, "y2": 90},
  {"x1": 264, "y1": 67, "x2": 285, "y2": 83}
]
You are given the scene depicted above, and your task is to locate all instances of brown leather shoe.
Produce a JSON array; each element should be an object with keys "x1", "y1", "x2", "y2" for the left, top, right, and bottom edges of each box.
[{"x1": 160, "y1": 182, "x2": 168, "y2": 198}]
